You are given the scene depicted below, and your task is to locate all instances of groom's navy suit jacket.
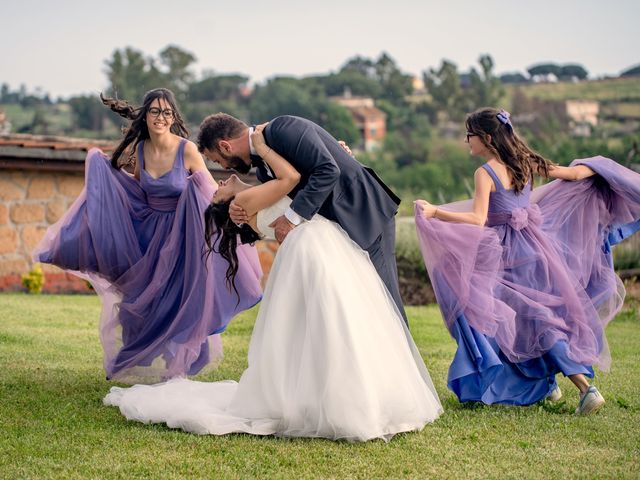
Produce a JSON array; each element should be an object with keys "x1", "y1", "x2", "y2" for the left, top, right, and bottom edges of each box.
[{"x1": 256, "y1": 115, "x2": 401, "y2": 250}]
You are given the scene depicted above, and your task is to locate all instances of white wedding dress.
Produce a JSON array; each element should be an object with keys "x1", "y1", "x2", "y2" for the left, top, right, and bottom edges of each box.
[{"x1": 104, "y1": 198, "x2": 443, "y2": 441}]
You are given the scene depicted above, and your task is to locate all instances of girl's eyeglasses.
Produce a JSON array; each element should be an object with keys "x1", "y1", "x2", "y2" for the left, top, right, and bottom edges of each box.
[{"x1": 148, "y1": 107, "x2": 175, "y2": 119}]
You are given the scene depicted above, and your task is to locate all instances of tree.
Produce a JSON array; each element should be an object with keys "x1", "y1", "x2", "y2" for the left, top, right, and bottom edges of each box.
[
  {"x1": 423, "y1": 60, "x2": 465, "y2": 120},
  {"x1": 499, "y1": 72, "x2": 529, "y2": 84},
  {"x1": 0, "y1": 83, "x2": 9, "y2": 102},
  {"x1": 465, "y1": 54, "x2": 505, "y2": 111},
  {"x1": 559, "y1": 64, "x2": 588, "y2": 80},
  {"x1": 158, "y1": 45, "x2": 197, "y2": 99},
  {"x1": 188, "y1": 74, "x2": 249, "y2": 103},
  {"x1": 68, "y1": 95, "x2": 107, "y2": 131},
  {"x1": 374, "y1": 52, "x2": 413, "y2": 102},
  {"x1": 620, "y1": 64, "x2": 640, "y2": 77},
  {"x1": 527, "y1": 63, "x2": 562, "y2": 78},
  {"x1": 247, "y1": 77, "x2": 359, "y2": 145},
  {"x1": 316, "y1": 71, "x2": 382, "y2": 98},
  {"x1": 104, "y1": 47, "x2": 165, "y2": 101},
  {"x1": 340, "y1": 56, "x2": 377, "y2": 79}
]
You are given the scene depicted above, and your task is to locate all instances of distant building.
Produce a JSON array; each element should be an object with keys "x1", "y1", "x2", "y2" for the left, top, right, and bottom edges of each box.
[
  {"x1": 331, "y1": 94, "x2": 387, "y2": 152},
  {"x1": 566, "y1": 100, "x2": 599, "y2": 136},
  {"x1": 531, "y1": 73, "x2": 558, "y2": 83},
  {"x1": 0, "y1": 110, "x2": 11, "y2": 135}
]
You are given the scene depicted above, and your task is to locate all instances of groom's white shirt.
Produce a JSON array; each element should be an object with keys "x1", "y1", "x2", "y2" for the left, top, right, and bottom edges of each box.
[{"x1": 249, "y1": 127, "x2": 305, "y2": 226}]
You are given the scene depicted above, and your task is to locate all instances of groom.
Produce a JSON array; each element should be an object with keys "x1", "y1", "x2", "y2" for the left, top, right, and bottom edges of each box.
[{"x1": 197, "y1": 113, "x2": 407, "y2": 324}]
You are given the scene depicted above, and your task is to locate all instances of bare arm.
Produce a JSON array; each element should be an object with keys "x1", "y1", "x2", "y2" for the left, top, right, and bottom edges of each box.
[
  {"x1": 416, "y1": 168, "x2": 493, "y2": 226},
  {"x1": 547, "y1": 164, "x2": 595, "y2": 181},
  {"x1": 234, "y1": 126, "x2": 301, "y2": 216},
  {"x1": 133, "y1": 150, "x2": 140, "y2": 181},
  {"x1": 183, "y1": 140, "x2": 218, "y2": 188}
]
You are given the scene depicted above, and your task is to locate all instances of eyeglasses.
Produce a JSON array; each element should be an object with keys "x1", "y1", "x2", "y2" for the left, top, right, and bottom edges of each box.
[
  {"x1": 147, "y1": 107, "x2": 175, "y2": 119},
  {"x1": 465, "y1": 132, "x2": 478, "y2": 142}
]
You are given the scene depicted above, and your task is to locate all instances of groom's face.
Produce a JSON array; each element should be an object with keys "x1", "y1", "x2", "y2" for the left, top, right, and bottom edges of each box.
[{"x1": 203, "y1": 147, "x2": 251, "y2": 175}]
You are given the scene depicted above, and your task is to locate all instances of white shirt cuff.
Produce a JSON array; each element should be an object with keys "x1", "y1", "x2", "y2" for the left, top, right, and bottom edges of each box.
[{"x1": 285, "y1": 207, "x2": 305, "y2": 225}]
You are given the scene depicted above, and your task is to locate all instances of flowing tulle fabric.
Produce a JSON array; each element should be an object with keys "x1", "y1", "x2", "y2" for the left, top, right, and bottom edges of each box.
[
  {"x1": 34, "y1": 148, "x2": 262, "y2": 382},
  {"x1": 415, "y1": 156, "x2": 639, "y2": 404},
  {"x1": 105, "y1": 199, "x2": 443, "y2": 442}
]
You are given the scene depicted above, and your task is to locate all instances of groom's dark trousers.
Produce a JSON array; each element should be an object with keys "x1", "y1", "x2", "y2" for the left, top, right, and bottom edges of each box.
[{"x1": 252, "y1": 115, "x2": 408, "y2": 325}]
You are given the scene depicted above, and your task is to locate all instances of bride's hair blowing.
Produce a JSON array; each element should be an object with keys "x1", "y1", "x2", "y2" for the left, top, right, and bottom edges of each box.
[{"x1": 204, "y1": 201, "x2": 261, "y2": 300}]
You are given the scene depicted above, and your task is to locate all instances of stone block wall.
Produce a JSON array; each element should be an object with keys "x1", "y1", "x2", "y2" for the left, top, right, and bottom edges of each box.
[
  {"x1": 0, "y1": 169, "x2": 278, "y2": 293},
  {"x1": 0, "y1": 169, "x2": 89, "y2": 292}
]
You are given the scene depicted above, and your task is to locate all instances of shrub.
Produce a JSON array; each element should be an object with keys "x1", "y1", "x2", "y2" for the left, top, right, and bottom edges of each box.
[{"x1": 22, "y1": 263, "x2": 45, "y2": 294}]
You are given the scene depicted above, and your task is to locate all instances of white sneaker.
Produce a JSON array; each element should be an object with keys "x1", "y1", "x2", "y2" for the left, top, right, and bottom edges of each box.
[
  {"x1": 547, "y1": 386, "x2": 562, "y2": 402},
  {"x1": 575, "y1": 386, "x2": 605, "y2": 415}
]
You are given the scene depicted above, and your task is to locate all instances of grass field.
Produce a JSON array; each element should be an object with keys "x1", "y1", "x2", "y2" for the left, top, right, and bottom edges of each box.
[
  {"x1": 505, "y1": 77, "x2": 640, "y2": 103},
  {"x1": 0, "y1": 294, "x2": 639, "y2": 479}
]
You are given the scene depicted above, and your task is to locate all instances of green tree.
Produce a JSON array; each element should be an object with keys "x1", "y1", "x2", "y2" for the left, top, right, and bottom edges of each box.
[
  {"x1": 158, "y1": 45, "x2": 197, "y2": 99},
  {"x1": 423, "y1": 59, "x2": 465, "y2": 120},
  {"x1": 559, "y1": 64, "x2": 588, "y2": 80},
  {"x1": 527, "y1": 63, "x2": 562, "y2": 78},
  {"x1": 620, "y1": 64, "x2": 640, "y2": 77},
  {"x1": 374, "y1": 52, "x2": 414, "y2": 102},
  {"x1": 104, "y1": 47, "x2": 165, "y2": 101},
  {"x1": 188, "y1": 74, "x2": 249, "y2": 103},
  {"x1": 248, "y1": 77, "x2": 359, "y2": 145},
  {"x1": 465, "y1": 54, "x2": 504, "y2": 110},
  {"x1": 68, "y1": 95, "x2": 107, "y2": 131}
]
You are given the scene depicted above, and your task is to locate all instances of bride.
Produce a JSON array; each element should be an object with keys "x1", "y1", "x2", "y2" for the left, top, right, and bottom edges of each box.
[{"x1": 104, "y1": 125, "x2": 442, "y2": 442}]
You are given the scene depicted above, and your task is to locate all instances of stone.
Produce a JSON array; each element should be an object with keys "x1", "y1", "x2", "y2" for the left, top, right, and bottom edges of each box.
[
  {"x1": 57, "y1": 175, "x2": 85, "y2": 198},
  {"x1": 27, "y1": 177, "x2": 56, "y2": 199},
  {"x1": 8, "y1": 171, "x2": 30, "y2": 188},
  {"x1": 0, "y1": 227, "x2": 18, "y2": 254},
  {"x1": 46, "y1": 199, "x2": 67, "y2": 223},
  {"x1": 0, "y1": 204, "x2": 7, "y2": 225},
  {"x1": 10, "y1": 204, "x2": 45, "y2": 224},
  {"x1": 21, "y1": 225, "x2": 48, "y2": 252},
  {"x1": 0, "y1": 178, "x2": 25, "y2": 201},
  {"x1": 0, "y1": 257, "x2": 28, "y2": 276}
]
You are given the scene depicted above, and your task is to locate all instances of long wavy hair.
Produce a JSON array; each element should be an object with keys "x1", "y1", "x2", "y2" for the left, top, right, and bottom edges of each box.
[
  {"x1": 465, "y1": 107, "x2": 554, "y2": 193},
  {"x1": 203, "y1": 201, "x2": 261, "y2": 300},
  {"x1": 101, "y1": 88, "x2": 189, "y2": 169}
]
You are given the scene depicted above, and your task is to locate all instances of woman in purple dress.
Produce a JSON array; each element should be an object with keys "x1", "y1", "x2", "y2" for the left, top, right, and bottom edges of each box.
[
  {"x1": 415, "y1": 107, "x2": 640, "y2": 414},
  {"x1": 34, "y1": 88, "x2": 262, "y2": 383}
]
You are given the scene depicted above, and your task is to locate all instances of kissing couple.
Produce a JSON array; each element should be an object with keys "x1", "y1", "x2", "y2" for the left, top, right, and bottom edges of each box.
[{"x1": 104, "y1": 113, "x2": 443, "y2": 442}]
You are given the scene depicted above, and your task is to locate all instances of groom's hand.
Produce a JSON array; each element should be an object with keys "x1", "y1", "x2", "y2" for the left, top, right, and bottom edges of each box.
[{"x1": 269, "y1": 215, "x2": 295, "y2": 243}]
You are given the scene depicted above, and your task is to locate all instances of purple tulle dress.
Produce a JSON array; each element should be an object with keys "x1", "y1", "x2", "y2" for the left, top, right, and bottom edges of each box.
[
  {"x1": 34, "y1": 139, "x2": 263, "y2": 383},
  {"x1": 415, "y1": 157, "x2": 640, "y2": 405}
]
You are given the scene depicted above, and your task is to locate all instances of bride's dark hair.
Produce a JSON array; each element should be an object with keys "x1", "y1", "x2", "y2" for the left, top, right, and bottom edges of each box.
[
  {"x1": 204, "y1": 201, "x2": 261, "y2": 299},
  {"x1": 100, "y1": 88, "x2": 189, "y2": 169}
]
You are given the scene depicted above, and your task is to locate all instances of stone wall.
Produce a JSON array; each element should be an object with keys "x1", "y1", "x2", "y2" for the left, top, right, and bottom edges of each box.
[
  {"x1": 0, "y1": 169, "x2": 89, "y2": 292},
  {"x1": 0, "y1": 168, "x2": 278, "y2": 293}
]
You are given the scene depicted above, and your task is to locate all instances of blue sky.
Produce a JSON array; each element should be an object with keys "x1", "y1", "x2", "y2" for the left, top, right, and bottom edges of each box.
[{"x1": 1, "y1": 0, "x2": 638, "y2": 98}]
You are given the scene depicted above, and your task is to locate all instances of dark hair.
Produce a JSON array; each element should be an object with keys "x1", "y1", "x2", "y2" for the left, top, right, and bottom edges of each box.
[
  {"x1": 197, "y1": 113, "x2": 247, "y2": 154},
  {"x1": 101, "y1": 88, "x2": 189, "y2": 169},
  {"x1": 466, "y1": 107, "x2": 554, "y2": 193},
  {"x1": 203, "y1": 201, "x2": 261, "y2": 300}
]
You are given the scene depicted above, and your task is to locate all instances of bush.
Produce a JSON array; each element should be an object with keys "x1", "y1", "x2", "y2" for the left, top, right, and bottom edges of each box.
[
  {"x1": 614, "y1": 235, "x2": 640, "y2": 271},
  {"x1": 22, "y1": 263, "x2": 45, "y2": 294},
  {"x1": 395, "y1": 218, "x2": 435, "y2": 305}
]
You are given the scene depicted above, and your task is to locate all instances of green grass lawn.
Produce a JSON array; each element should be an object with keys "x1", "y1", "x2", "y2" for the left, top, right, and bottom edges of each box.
[
  {"x1": 505, "y1": 77, "x2": 640, "y2": 103},
  {"x1": 1, "y1": 294, "x2": 638, "y2": 479}
]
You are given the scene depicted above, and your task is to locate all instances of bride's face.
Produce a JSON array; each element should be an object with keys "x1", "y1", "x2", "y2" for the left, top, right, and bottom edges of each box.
[{"x1": 213, "y1": 174, "x2": 241, "y2": 203}]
